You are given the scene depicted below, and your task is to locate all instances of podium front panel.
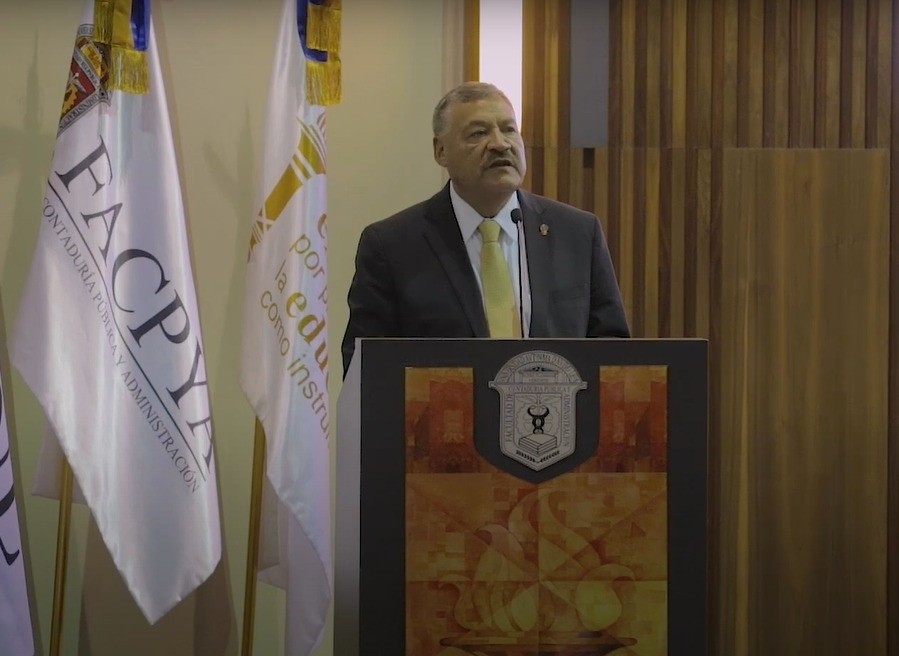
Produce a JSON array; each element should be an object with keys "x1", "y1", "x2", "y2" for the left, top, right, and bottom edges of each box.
[{"x1": 336, "y1": 338, "x2": 707, "y2": 656}]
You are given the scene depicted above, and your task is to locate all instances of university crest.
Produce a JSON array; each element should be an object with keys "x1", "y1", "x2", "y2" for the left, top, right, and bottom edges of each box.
[
  {"x1": 488, "y1": 350, "x2": 586, "y2": 472},
  {"x1": 59, "y1": 25, "x2": 109, "y2": 134}
]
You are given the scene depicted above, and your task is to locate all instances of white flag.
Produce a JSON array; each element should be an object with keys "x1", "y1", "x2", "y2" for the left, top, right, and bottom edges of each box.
[
  {"x1": 240, "y1": 0, "x2": 338, "y2": 653},
  {"x1": 11, "y1": 1, "x2": 220, "y2": 623},
  {"x1": 0, "y1": 373, "x2": 35, "y2": 656}
]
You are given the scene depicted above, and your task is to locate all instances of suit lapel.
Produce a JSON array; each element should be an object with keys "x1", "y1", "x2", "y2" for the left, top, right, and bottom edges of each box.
[
  {"x1": 518, "y1": 191, "x2": 551, "y2": 335},
  {"x1": 422, "y1": 185, "x2": 490, "y2": 336}
]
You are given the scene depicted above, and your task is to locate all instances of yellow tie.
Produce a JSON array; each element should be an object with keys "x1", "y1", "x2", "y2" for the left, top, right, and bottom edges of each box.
[{"x1": 478, "y1": 219, "x2": 521, "y2": 338}]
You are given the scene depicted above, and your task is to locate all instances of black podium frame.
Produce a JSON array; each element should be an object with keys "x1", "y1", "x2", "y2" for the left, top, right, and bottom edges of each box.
[{"x1": 336, "y1": 338, "x2": 708, "y2": 655}]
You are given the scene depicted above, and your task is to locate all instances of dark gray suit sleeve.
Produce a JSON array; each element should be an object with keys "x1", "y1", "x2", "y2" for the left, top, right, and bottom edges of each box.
[
  {"x1": 341, "y1": 225, "x2": 400, "y2": 374},
  {"x1": 588, "y1": 216, "x2": 630, "y2": 337}
]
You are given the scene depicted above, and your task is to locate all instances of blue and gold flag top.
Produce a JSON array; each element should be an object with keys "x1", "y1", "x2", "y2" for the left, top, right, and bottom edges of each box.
[
  {"x1": 93, "y1": 0, "x2": 151, "y2": 94},
  {"x1": 59, "y1": 0, "x2": 150, "y2": 130},
  {"x1": 298, "y1": 0, "x2": 342, "y2": 106}
]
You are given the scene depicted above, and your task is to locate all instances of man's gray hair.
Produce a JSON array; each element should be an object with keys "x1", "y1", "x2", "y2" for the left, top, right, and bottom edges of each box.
[{"x1": 432, "y1": 82, "x2": 512, "y2": 137}]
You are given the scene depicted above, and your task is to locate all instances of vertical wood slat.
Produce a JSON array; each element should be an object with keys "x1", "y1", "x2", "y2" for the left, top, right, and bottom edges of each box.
[
  {"x1": 620, "y1": 0, "x2": 637, "y2": 149},
  {"x1": 672, "y1": 0, "x2": 689, "y2": 147},
  {"x1": 840, "y1": 0, "x2": 854, "y2": 146},
  {"x1": 749, "y1": 0, "x2": 765, "y2": 146},
  {"x1": 628, "y1": 0, "x2": 649, "y2": 335},
  {"x1": 823, "y1": 0, "x2": 843, "y2": 147},
  {"x1": 722, "y1": 0, "x2": 739, "y2": 148},
  {"x1": 618, "y1": 150, "x2": 635, "y2": 326},
  {"x1": 739, "y1": 0, "x2": 765, "y2": 146},
  {"x1": 815, "y1": 0, "x2": 829, "y2": 145},
  {"x1": 541, "y1": 1, "x2": 560, "y2": 199},
  {"x1": 867, "y1": 0, "x2": 880, "y2": 146},
  {"x1": 633, "y1": 2, "x2": 647, "y2": 148},
  {"x1": 593, "y1": 149, "x2": 609, "y2": 236},
  {"x1": 688, "y1": 0, "x2": 714, "y2": 147},
  {"x1": 852, "y1": 0, "x2": 868, "y2": 145},
  {"x1": 763, "y1": 0, "x2": 777, "y2": 146},
  {"x1": 568, "y1": 148, "x2": 584, "y2": 210},
  {"x1": 710, "y1": 0, "x2": 727, "y2": 650},
  {"x1": 789, "y1": 0, "x2": 801, "y2": 144},
  {"x1": 877, "y1": 0, "x2": 892, "y2": 147},
  {"x1": 646, "y1": 1, "x2": 662, "y2": 147},
  {"x1": 694, "y1": 149, "x2": 712, "y2": 339},
  {"x1": 659, "y1": 147, "x2": 673, "y2": 336},
  {"x1": 607, "y1": 0, "x2": 621, "y2": 270},
  {"x1": 632, "y1": 146, "x2": 647, "y2": 336},
  {"x1": 521, "y1": 0, "x2": 540, "y2": 182},
  {"x1": 683, "y1": 149, "x2": 698, "y2": 336},
  {"x1": 738, "y1": 0, "x2": 751, "y2": 146},
  {"x1": 644, "y1": 150, "x2": 661, "y2": 338},
  {"x1": 772, "y1": 0, "x2": 792, "y2": 146},
  {"x1": 787, "y1": 0, "x2": 817, "y2": 146},
  {"x1": 555, "y1": 0, "x2": 572, "y2": 203},
  {"x1": 889, "y1": 3, "x2": 899, "y2": 653},
  {"x1": 608, "y1": 0, "x2": 622, "y2": 149},
  {"x1": 717, "y1": 150, "x2": 758, "y2": 656},
  {"x1": 798, "y1": 0, "x2": 817, "y2": 145},
  {"x1": 670, "y1": 150, "x2": 687, "y2": 338},
  {"x1": 661, "y1": 0, "x2": 674, "y2": 148}
]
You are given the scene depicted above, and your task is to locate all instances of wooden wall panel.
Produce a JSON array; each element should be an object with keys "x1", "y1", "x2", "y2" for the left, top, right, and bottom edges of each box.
[
  {"x1": 720, "y1": 149, "x2": 888, "y2": 654},
  {"x1": 519, "y1": 0, "x2": 897, "y2": 653},
  {"x1": 524, "y1": 0, "x2": 894, "y2": 154}
]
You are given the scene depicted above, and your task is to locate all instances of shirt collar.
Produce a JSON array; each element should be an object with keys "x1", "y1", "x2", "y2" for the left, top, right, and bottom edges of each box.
[{"x1": 450, "y1": 182, "x2": 521, "y2": 243}]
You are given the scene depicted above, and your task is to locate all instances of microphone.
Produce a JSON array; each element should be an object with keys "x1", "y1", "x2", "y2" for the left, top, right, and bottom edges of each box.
[{"x1": 511, "y1": 208, "x2": 525, "y2": 338}]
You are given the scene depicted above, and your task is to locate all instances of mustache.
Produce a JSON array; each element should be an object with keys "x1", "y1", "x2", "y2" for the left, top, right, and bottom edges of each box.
[{"x1": 485, "y1": 156, "x2": 517, "y2": 168}]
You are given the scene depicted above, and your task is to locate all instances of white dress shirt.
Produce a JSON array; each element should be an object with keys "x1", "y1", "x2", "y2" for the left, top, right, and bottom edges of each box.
[{"x1": 449, "y1": 182, "x2": 532, "y2": 336}]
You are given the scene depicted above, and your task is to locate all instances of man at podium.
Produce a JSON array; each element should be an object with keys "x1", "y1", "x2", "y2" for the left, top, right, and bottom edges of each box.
[{"x1": 341, "y1": 82, "x2": 629, "y2": 373}]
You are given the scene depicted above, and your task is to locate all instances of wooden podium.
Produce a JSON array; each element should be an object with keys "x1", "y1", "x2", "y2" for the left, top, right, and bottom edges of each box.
[{"x1": 336, "y1": 338, "x2": 708, "y2": 655}]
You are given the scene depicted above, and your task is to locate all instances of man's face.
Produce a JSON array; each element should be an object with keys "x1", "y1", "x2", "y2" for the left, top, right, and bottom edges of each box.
[{"x1": 433, "y1": 96, "x2": 527, "y2": 208}]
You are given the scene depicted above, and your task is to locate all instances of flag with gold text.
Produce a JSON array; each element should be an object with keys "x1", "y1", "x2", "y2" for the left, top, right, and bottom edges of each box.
[
  {"x1": 11, "y1": 0, "x2": 221, "y2": 623},
  {"x1": 240, "y1": 0, "x2": 340, "y2": 653}
]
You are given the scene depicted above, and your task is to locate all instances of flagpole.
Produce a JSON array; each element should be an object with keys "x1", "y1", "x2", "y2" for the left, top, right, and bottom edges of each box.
[
  {"x1": 241, "y1": 420, "x2": 266, "y2": 656},
  {"x1": 49, "y1": 459, "x2": 74, "y2": 656}
]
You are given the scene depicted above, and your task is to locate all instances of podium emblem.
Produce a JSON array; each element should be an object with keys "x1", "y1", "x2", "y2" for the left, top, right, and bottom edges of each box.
[{"x1": 489, "y1": 351, "x2": 587, "y2": 471}]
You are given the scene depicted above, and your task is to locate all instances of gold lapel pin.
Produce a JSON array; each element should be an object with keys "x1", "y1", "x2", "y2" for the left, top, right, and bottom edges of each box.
[{"x1": 539, "y1": 223, "x2": 549, "y2": 236}]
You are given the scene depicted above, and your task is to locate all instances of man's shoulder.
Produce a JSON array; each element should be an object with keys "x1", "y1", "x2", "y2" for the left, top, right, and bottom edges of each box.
[
  {"x1": 360, "y1": 187, "x2": 449, "y2": 240},
  {"x1": 521, "y1": 190, "x2": 597, "y2": 222},
  {"x1": 367, "y1": 198, "x2": 431, "y2": 232}
]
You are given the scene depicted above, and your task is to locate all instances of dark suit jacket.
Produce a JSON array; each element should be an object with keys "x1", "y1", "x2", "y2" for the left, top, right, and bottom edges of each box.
[{"x1": 341, "y1": 184, "x2": 629, "y2": 373}]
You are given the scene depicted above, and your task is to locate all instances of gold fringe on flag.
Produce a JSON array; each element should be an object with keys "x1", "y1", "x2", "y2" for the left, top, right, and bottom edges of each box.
[
  {"x1": 93, "y1": 0, "x2": 115, "y2": 43},
  {"x1": 307, "y1": 58, "x2": 342, "y2": 106},
  {"x1": 307, "y1": 3, "x2": 341, "y2": 53},
  {"x1": 108, "y1": 46, "x2": 149, "y2": 94},
  {"x1": 305, "y1": 0, "x2": 341, "y2": 105},
  {"x1": 93, "y1": 0, "x2": 149, "y2": 94}
]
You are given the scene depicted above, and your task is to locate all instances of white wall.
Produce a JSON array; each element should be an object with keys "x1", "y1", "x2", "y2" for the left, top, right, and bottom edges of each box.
[{"x1": 0, "y1": 0, "x2": 445, "y2": 653}]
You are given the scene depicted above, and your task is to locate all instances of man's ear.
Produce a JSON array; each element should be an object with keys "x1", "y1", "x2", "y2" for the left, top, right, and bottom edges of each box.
[{"x1": 433, "y1": 136, "x2": 446, "y2": 167}]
